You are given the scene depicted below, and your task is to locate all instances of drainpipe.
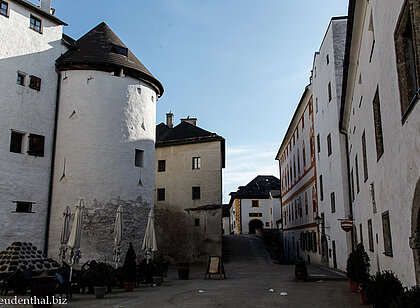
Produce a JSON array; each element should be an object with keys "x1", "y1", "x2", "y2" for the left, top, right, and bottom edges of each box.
[
  {"x1": 44, "y1": 71, "x2": 61, "y2": 255},
  {"x1": 340, "y1": 130, "x2": 354, "y2": 252}
]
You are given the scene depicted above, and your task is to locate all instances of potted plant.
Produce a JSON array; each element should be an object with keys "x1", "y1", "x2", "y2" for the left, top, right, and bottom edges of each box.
[
  {"x1": 122, "y1": 242, "x2": 137, "y2": 292},
  {"x1": 364, "y1": 271, "x2": 404, "y2": 308},
  {"x1": 390, "y1": 285, "x2": 420, "y2": 308},
  {"x1": 346, "y1": 243, "x2": 370, "y2": 292},
  {"x1": 91, "y1": 262, "x2": 108, "y2": 299}
]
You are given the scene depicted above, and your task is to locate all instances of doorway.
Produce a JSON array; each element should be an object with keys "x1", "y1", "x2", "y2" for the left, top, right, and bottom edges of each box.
[{"x1": 248, "y1": 219, "x2": 263, "y2": 234}]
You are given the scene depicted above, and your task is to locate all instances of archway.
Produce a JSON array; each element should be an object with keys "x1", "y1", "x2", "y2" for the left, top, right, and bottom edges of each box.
[
  {"x1": 249, "y1": 219, "x2": 263, "y2": 234},
  {"x1": 410, "y1": 177, "x2": 420, "y2": 285}
]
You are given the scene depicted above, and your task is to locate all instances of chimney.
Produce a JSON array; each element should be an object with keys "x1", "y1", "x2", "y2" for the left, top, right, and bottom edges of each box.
[
  {"x1": 39, "y1": 0, "x2": 52, "y2": 13},
  {"x1": 166, "y1": 112, "x2": 174, "y2": 128},
  {"x1": 180, "y1": 116, "x2": 197, "y2": 126}
]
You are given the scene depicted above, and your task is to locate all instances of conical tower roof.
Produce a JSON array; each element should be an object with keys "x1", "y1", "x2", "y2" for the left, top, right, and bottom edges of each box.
[{"x1": 56, "y1": 22, "x2": 164, "y2": 96}]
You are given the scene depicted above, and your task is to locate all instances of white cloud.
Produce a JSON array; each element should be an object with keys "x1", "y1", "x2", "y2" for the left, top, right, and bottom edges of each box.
[{"x1": 223, "y1": 143, "x2": 279, "y2": 203}]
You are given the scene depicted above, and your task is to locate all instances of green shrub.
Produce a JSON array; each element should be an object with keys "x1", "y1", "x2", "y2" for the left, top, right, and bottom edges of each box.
[
  {"x1": 346, "y1": 243, "x2": 370, "y2": 283},
  {"x1": 390, "y1": 286, "x2": 420, "y2": 308},
  {"x1": 365, "y1": 271, "x2": 404, "y2": 308},
  {"x1": 123, "y1": 242, "x2": 137, "y2": 282}
]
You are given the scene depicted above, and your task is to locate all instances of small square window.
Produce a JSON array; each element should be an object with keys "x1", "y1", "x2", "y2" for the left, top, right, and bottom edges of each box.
[
  {"x1": 10, "y1": 131, "x2": 24, "y2": 154},
  {"x1": 1, "y1": 1, "x2": 8, "y2": 17},
  {"x1": 29, "y1": 75, "x2": 41, "y2": 91},
  {"x1": 15, "y1": 201, "x2": 33, "y2": 213},
  {"x1": 135, "y1": 149, "x2": 144, "y2": 167},
  {"x1": 28, "y1": 134, "x2": 44, "y2": 157},
  {"x1": 265, "y1": 222, "x2": 269, "y2": 227},
  {"x1": 192, "y1": 157, "x2": 201, "y2": 170},
  {"x1": 17, "y1": 73, "x2": 25, "y2": 86},
  {"x1": 252, "y1": 200, "x2": 259, "y2": 208},
  {"x1": 158, "y1": 160, "x2": 166, "y2": 172},
  {"x1": 192, "y1": 186, "x2": 200, "y2": 200},
  {"x1": 194, "y1": 218, "x2": 200, "y2": 227},
  {"x1": 157, "y1": 188, "x2": 165, "y2": 201},
  {"x1": 30, "y1": 15, "x2": 42, "y2": 33}
]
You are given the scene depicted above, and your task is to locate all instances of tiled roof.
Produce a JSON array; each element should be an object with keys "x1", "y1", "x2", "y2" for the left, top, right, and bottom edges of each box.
[
  {"x1": 56, "y1": 22, "x2": 163, "y2": 96},
  {"x1": 232, "y1": 175, "x2": 281, "y2": 199}
]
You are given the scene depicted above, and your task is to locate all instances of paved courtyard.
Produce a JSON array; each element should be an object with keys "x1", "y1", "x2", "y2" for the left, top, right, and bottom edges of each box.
[{"x1": 1, "y1": 235, "x2": 361, "y2": 307}]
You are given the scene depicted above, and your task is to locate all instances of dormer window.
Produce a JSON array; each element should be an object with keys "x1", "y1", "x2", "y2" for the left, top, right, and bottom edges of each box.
[
  {"x1": 1, "y1": 1, "x2": 8, "y2": 17},
  {"x1": 110, "y1": 44, "x2": 128, "y2": 56},
  {"x1": 30, "y1": 15, "x2": 42, "y2": 33}
]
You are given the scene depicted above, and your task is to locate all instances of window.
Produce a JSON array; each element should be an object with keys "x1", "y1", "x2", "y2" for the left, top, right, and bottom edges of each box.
[
  {"x1": 326, "y1": 54, "x2": 330, "y2": 65},
  {"x1": 330, "y1": 192, "x2": 335, "y2": 213},
  {"x1": 10, "y1": 131, "x2": 24, "y2": 154},
  {"x1": 368, "y1": 11, "x2": 375, "y2": 62},
  {"x1": 135, "y1": 149, "x2": 144, "y2": 167},
  {"x1": 293, "y1": 158, "x2": 296, "y2": 179},
  {"x1": 315, "y1": 97, "x2": 318, "y2": 113},
  {"x1": 395, "y1": 0, "x2": 420, "y2": 121},
  {"x1": 298, "y1": 198, "x2": 302, "y2": 217},
  {"x1": 312, "y1": 232, "x2": 317, "y2": 253},
  {"x1": 328, "y1": 82, "x2": 332, "y2": 102},
  {"x1": 297, "y1": 149, "x2": 300, "y2": 174},
  {"x1": 382, "y1": 211, "x2": 393, "y2": 256},
  {"x1": 157, "y1": 188, "x2": 165, "y2": 201},
  {"x1": 192, "y1": 186, "x2": 200, "y2": 200},
  {"x1": 370, "y1": 182, "x2": 377, "y2": 214},
  {"x1": 372, "y1": 88, "x2": 384, "y2": 160},
  {"x1": 327, "y1": 133, "x2": 332, "y2": 156},
  {"x1": 158, "y1": 160, "x2": 166, "y2": 172},
  {"x1": 368, "y1": 219, "x2": 374, "y2": 252},
  {"x1": 252, "y1": 200, "x2": 259, "y2": 208},
  {"x1": 265, "y1": 222, "x2": 269, "y2": 227},
  {"x1": 1, "y1": 1, "x2": 8, "y2": 17},
  {"x1": 17, "y1": 73, "x2": 25, "y2": 86},
  {"x1": 30, "y1": 15, "x2": 42, "y2": 33},
  {"x1": 192, "y1": 157, "x2": 201, "y2": 170},
  {"x1": 14, "y1": 201, "x2": 33, "y2": 213},
  {"x1": 359, "y1": 223, "x2": 364, "y2": 245},
  {"x1": 317, "y1": 134, "x2": 321, "y2": 153},
  {"x1": 302, "y1": 143, "x2": 306, "y2": 170},
  {"x1": 194, "y1": 218, "x2": 200, "y2": 227},
  {"x1": 355, "y1": 155, "x2": 360, "y2": 193},
  {"x1": 301, "y1": 114, "x2": 304, "y2": 129},
  {"x1": 28, "y1": 134, "x2": 44, "y2": 157},
  {"x1": 110, "y1": 44, "x2": 128, "y2": 56},
  {"x1": 319, "y1": 175, "x2": 323, "y2": 201},
  {"x1": 29, "y1": 75, "x2": 41, "y2": 91},
  {"x1": 249, "y1": 212, "x2": 262, "y2": 217},
  {"x1": 362, "y1": 131, "x2": 369, "y2": 181}
]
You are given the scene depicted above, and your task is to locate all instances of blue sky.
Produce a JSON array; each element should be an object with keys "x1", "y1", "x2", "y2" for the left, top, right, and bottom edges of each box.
[{"x1": 49, "y1": 0, "x2": 349, "y2": 202}]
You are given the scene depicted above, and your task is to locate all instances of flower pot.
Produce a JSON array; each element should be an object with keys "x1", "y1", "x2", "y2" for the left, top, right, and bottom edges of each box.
[
  {"x1": 124, "y1": 281, "x2": 135, "y2": 292},
  {"x1": 359, "y1": 289, "x2": 368, "y2": 305},
  {"x1": 178, "y1": 263, "x2": 190, "y2": 280},
  {"x1": 349, "y1": 281, "x2": 359, "y2": 292},
  {"x1": 153, "y1": 276, "x2": 163, "y2": 286},
  {"x1": 93, "y1": 286, "x2": 106, "y2": 299}
]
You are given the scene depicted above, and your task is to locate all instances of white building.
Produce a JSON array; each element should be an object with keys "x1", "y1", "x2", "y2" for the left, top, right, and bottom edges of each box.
[
  {"x1": 276, "y1": 86, "x2": 321, "y2": 264},
  {"x1": 154, "y1": 113, "x2": 225, "y2": 263},
  {"x1": 340, "y1": 0, "x2": 420, "y2": 286},
  {"x1": 311, "y1": 17, "x2": 352, "y2": 271},
  {"x1": 0, "y1": 0, "x2": 163, "y2": 261},
  {"x1": 0, "y1": 0, "x2": 67, "y2": 252},
  {"x1": 229, "y1": 175, "x2": 281, "y2": 235}
]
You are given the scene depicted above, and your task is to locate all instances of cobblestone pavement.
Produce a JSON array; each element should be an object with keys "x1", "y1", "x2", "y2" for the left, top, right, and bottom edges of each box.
[{"x1": 1, "y1": 235, "x2": 361, "y2": 307}]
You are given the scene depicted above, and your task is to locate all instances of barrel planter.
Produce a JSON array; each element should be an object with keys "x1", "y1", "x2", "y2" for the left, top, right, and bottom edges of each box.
[{"x1": 178, "y1": 263, "x2": 190, "y2": 280}]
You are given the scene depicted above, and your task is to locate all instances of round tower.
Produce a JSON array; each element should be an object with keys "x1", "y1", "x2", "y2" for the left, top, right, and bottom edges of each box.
[{"x1": 48, "y1": 22, "x2": 163, "y2": 261}]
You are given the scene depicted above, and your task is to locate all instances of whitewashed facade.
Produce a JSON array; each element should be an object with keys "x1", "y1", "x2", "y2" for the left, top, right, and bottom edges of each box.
[
  {"x1": 0, "y1": 1, "x2": 163, "y2": 261},
  {"x1": 340, "y1": 0, "x2": 420, "y2": 286},
  {"x1": 276, "y1": 89, "x2": 321, "y2": 265},
  {"x1": 0, "y1": 0, "x2": 67, "y2": 252},
  {"x1": 312, "y1": 17, "x2": 352, "y2": 271}
]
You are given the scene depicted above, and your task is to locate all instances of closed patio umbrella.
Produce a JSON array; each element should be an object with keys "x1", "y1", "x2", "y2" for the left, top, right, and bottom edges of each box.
[
  {"x1": 113, "y1": 205, "x2": 123, "y2": 267},
  {"x1": 59, "y1": 205, "x2": 71, "y2": 262},
  {"x1": 142, "y1": 210, "x2": 157, "y2": 263},
  {"x1": 68, "y1": 199, "x2": 84, "y2": 282}
]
